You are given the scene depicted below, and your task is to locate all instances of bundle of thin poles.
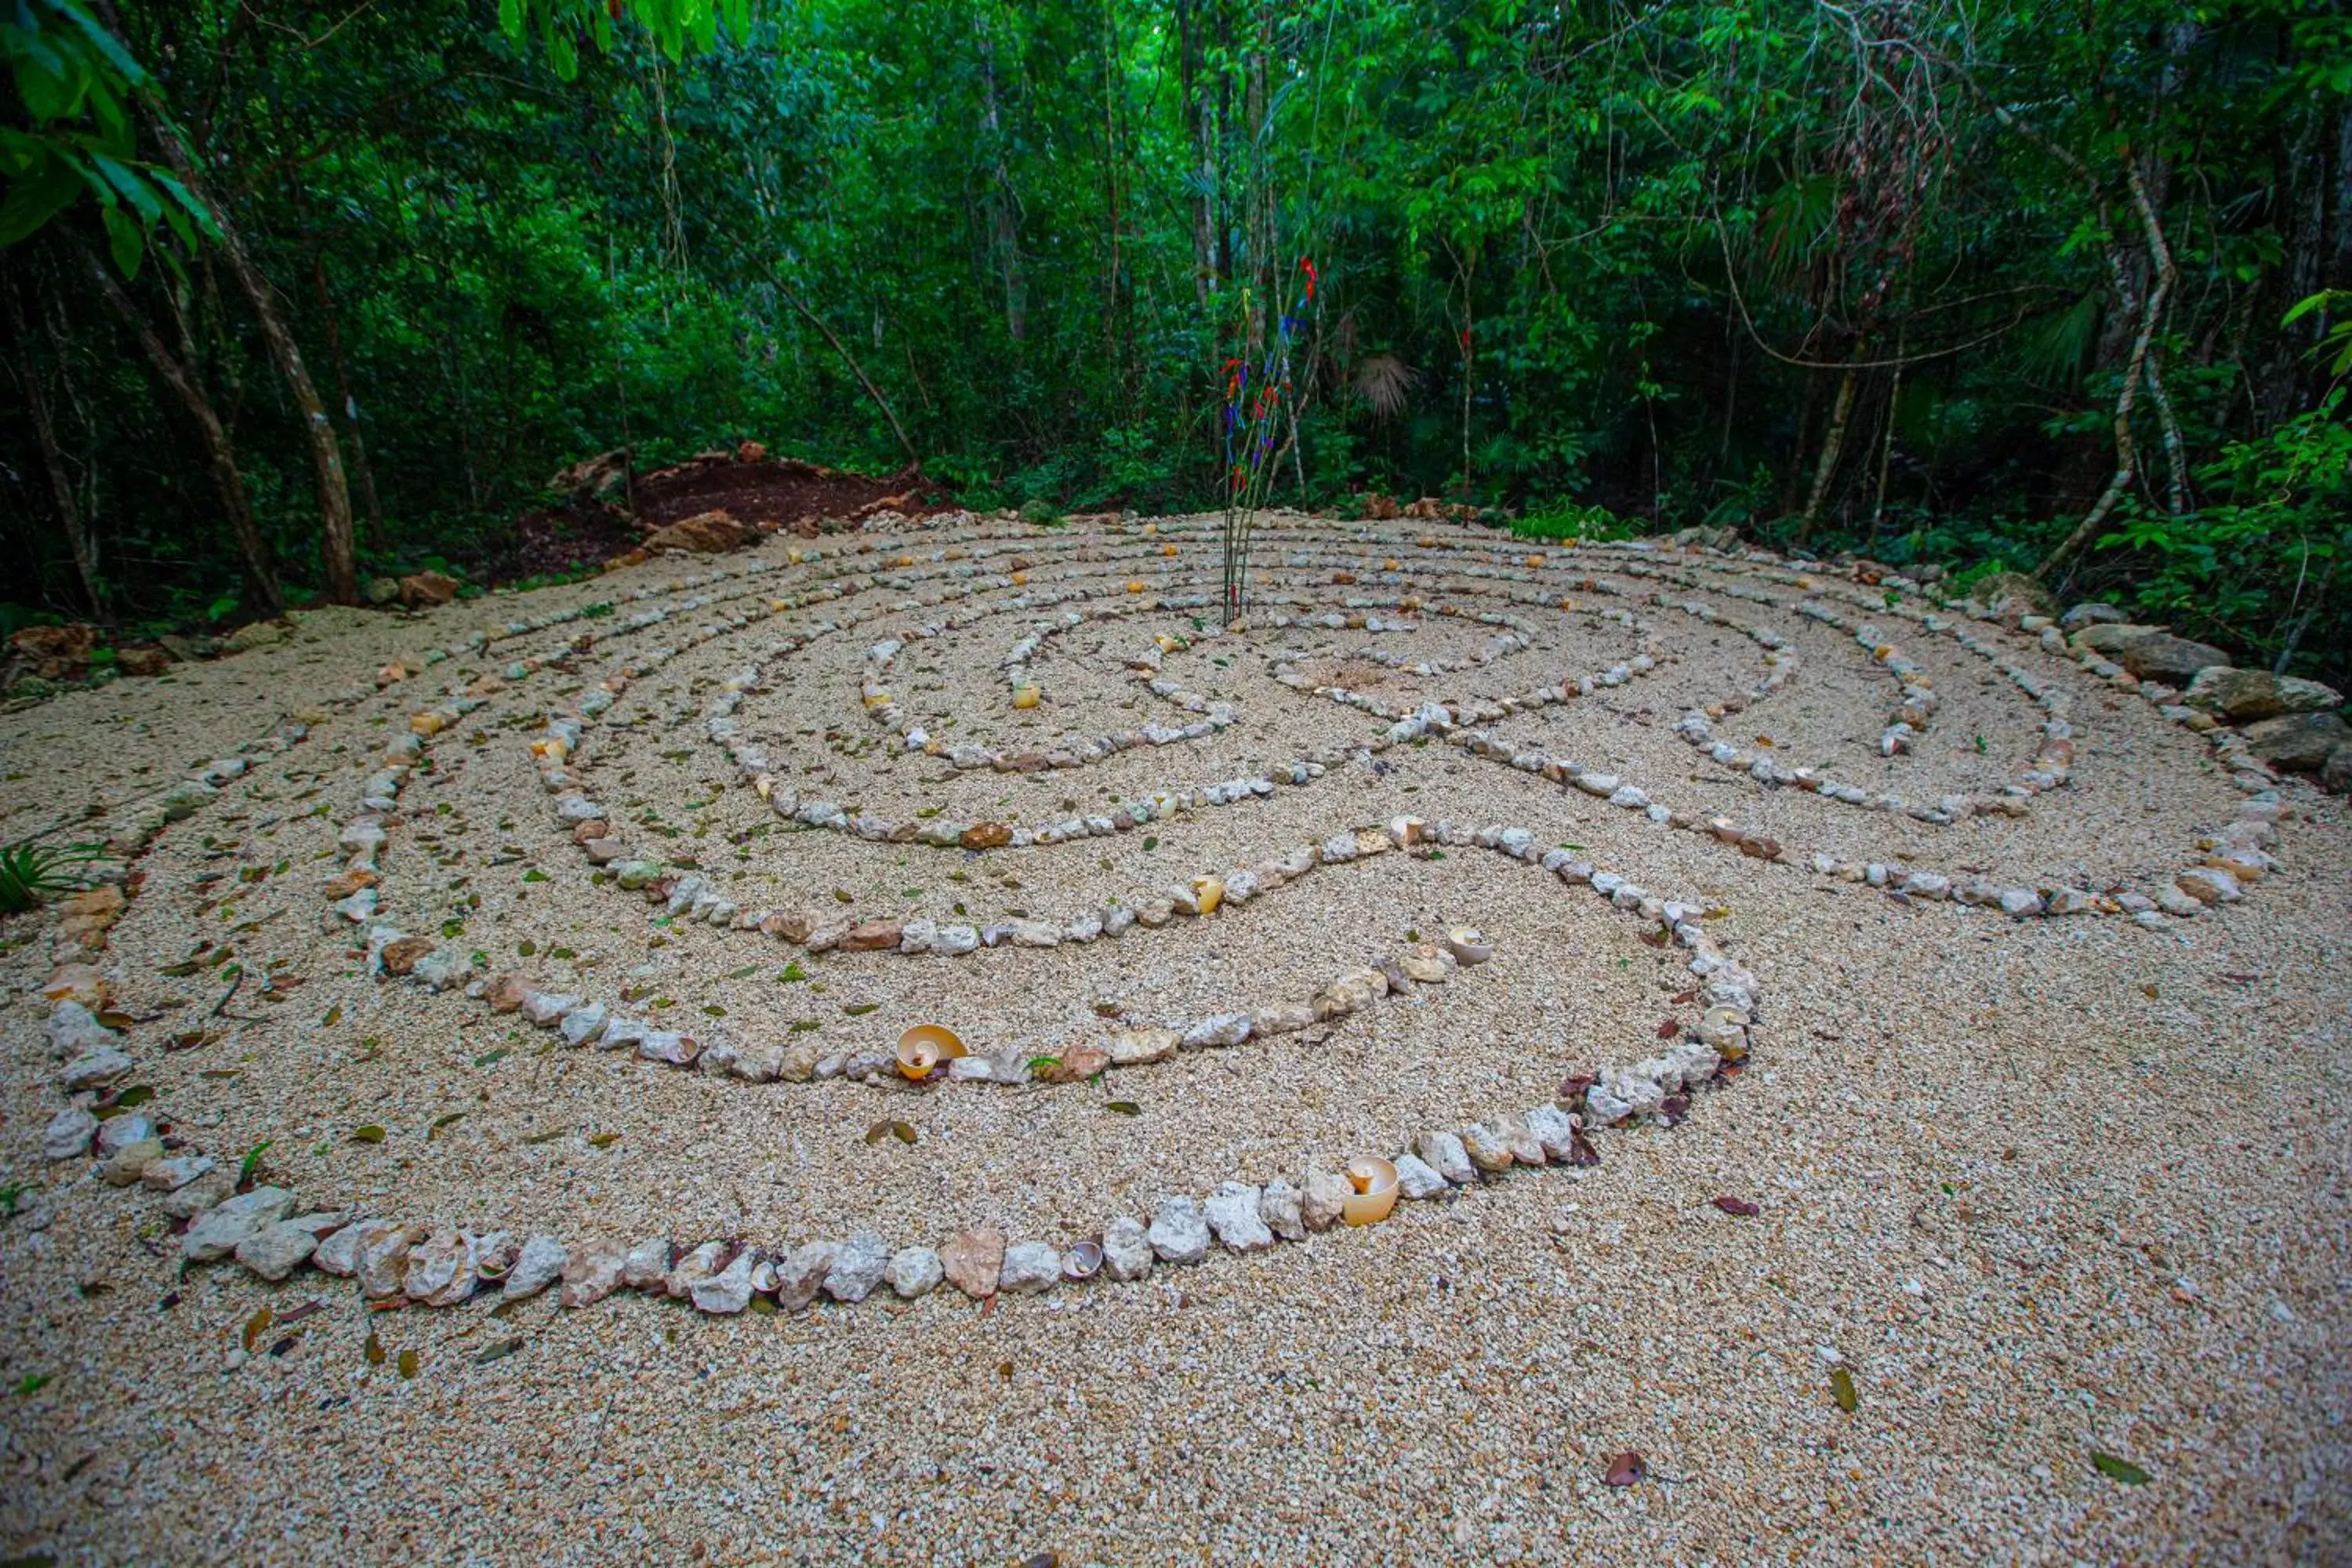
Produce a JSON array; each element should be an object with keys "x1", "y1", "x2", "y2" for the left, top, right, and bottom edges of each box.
[{"x1": 1218, "y1": 256, "x2": 1318, "y2": 626}]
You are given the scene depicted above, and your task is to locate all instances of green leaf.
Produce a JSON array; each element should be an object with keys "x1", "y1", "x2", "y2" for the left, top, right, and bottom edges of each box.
[
  {"x1": 1105, "y1": 1100, "x2": 1140, "y2": 1116},
  {"x1": 1830, "y1": 1367, "x2": 1857, "y2": 1412},
  {"x1": 2090, "y1": 1452, "x2": 2151, "y2": 1486},
  {"x1": 0, "y1": 152, "x2": 85, "y2": 248},
  {"x1": 350, "y1": 1124, "x2": 387, "y2": 1144},
  {"x1": 100, "y1": 203, "x2": 141, "y2": 278}
]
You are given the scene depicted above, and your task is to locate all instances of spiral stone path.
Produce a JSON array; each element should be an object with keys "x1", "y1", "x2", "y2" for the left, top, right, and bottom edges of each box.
[{"x1": 2, "y1": 510, "x2": 2345, "y2": 1563}]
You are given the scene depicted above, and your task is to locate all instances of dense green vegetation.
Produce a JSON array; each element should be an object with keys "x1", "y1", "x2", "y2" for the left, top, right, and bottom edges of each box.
[{"x1": 3, "y1": 0, "x2": 2347, "y2": 683}]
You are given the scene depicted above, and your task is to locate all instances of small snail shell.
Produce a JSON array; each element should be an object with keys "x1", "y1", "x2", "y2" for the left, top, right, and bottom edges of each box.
[
  {"x1": 1191, "y1": 874, "x2": 1225, "y2": 916},
  {"x1": 1341, "y1": 1157, "x2": 1400, "y2": 1226},
  {"x1": 1062, "y1": 1240, "x2": 1104, "y2": 1280},
  {"x1": 1442, "y1": 926, "x2": 1493, "y2": 965},
  {"x1": 896, "y1": 1023, "x2": 967, "y2": 1080}
]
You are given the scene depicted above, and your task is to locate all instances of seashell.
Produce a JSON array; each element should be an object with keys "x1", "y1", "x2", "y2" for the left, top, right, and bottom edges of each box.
[
  {"x1": 896, "y1": 1023, "x2": 967, "y2": 1080},
  {"x1": 1341, "y1": 1157, "x2": 1400, "y2": 1226},
  {"x1": 1191, "y1": 874, "x2": 1225, "y2": 916},
  {"x1": 1062, "y1": 1239, "x2": 1104, "y2": 1279},
  {"x1": 1442, "y1": 926, "x2": 1493, "y2": 965},
  {"x1": 1011, "y1": 686, "x2": 1041, "y2": 710}
]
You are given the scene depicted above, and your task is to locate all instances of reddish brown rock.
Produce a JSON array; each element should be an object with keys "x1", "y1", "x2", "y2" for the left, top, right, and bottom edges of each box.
[
  {"x1": 941, "y1": 1226, "x2": 1004, "y2": 1300},
  {"x1": 960, "y1": 822, "x2": 1012, "y2": 850},
  {"x1": 643, "y1": 510, "x2": 753, "y2": 554},
  {"x1": 324, "y1": 869, "x2": 379, "y2": 899},
  {"x1": 380, "y1": 936, "x2": 435, "y2": 976},
  {"x1": 9, "y1": 622, "x2": 98, "y2": 681},
  {"x1": 842, "y1": 920, "x2": 904, "y2": 952},
  {"x1": 115, "y1": 644, "x2": 173, "y2": 677},
  {"x1": 484, "y1": 973, "x2": 532, "y2": 1012},
  {"x1": 397, "y1": 571, "x2": 460, "y2": 608}
]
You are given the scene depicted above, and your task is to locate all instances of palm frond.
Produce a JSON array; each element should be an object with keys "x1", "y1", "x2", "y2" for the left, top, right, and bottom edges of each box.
[{"x1": 1352, "y1": 353, "x2": 1418, "y2": 419}]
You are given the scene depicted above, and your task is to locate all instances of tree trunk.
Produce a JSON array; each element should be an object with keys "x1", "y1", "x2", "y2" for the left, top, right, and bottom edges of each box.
[
  {"x1": 2036, "y1": 198, "x2": 2152, "y2": 583},
  {"x1": 79, "y1": 243, "x2": 283, "y2": 615},
  {"x1": 975, "y1": 13, "x2": 1025, "y2": 343},
  {"x1": 142, "y1": 105, "x2": 359, "y2": 603},
  {"x1": 1799, "y1": 357, "x2": 1861, "y2": 539},
  {"x1": 5, "y1": 278, "x2": 107, "y2": 619},
  {"x1": 777, "y1": 280, "x2": 920, "y2": 466},
  {"x1": 310, "y1": 252, "x2": 383, "y2": 533}
]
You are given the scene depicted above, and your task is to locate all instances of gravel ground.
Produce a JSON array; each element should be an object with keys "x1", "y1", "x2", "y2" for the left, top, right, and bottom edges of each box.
[{"x1": 1, "y1": 514, "x2": 2344, "y2": 1565}]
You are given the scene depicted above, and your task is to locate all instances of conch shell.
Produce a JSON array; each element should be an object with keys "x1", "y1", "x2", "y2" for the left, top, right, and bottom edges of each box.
[
  {"x1": 895, "y1": 1023, "x2": 967, "y2": 1080},
  {"x1": 1341, "y1": 1157, "x2": 1399, "y2": 1226}
]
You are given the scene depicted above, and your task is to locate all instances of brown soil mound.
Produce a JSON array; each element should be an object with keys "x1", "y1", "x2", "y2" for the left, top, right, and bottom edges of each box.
[
  {"x1": 629, "y1": 453, "x2": 953, "y2": 535},
  {"x1": 490, "y1": 450, "x2": 955, "y2": 585}
]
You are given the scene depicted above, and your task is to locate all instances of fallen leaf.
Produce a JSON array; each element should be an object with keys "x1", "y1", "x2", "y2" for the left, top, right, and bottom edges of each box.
[
  {"x1": 396, "y1": 1348, "x2": 419, "y2": 1379},
  {"x1": 2090, "y1": 1451, "x2": 2151, "y2": 1486},
  {"x1": 364, "y1": 1330, "x2": 385, "y2": 1366},
  {"x1": 843, "y1": 1002, "x2": 879, "y2": 1016},
  {"x1": 587, "y1": 1132, "x2": 620, "y2": 1149},
  {"x1": 276, "y1": 1301, "x2": 324, "y2": 1327},
  {"x1": 472, "y1": 1337, "x2": 524, "y2": 1366},
  {"x1": 1602, "y1": 1451, "x2": 1647, "y2": 1487},
  {"x1": 350, "y1": 1124, "x2": 387, "y2": 1145},
  {"x1": 1659, "y1": 1094, "x2": 1690, "y2": 1127},
  {"x1": 865, "y1": 1120, "x2": 917, "y2": 1145},
  {"x1": 1712, "y1": 1195, "x2": 1760, "y2": 1217},
  {"x1": 1105, "y1": 1101, "x2": 1140, "y2": 1116},
  {"x1": 522, "y1": 1130, "x2": 566, "y2": 1145},
  {"x1": 1567, "y1": 1131, "x2": 1601, "y2": 1167},
  {"x1": 1830, "y1": 1367, "x2": 1857, "y2": 1412},
  {"x1": 241, "y1": 1308, "x2": 274, "y2": 1353},
  {"x1": 1671, "y1": 988, "x2": 1697, "y2": 1004},
  {"x1": 428, "y1": 1112, "x2": 466, "y2": 1139},
  {"x1": 1656, "y1": 1018, "x2": 1679, "y2": 1040}
]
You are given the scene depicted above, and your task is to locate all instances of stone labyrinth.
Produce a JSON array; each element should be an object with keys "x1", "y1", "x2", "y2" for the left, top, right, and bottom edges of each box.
[{"x1": 31, "y1": 511, "x2": 2298, "y2": 1316}]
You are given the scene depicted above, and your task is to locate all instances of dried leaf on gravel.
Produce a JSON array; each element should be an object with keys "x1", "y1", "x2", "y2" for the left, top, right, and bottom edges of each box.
[
  {"x1": 1831, "y1": 1367, "x2": 1857, "y2": 1412},
  {"x1": 1656, "y1": 1018, "x2": 1679, "y2": 1040},
  {"x1": 1105, "y1": 1101, "x2": 1141, "y2": 1116},
  {"x1": 350, "y1": 1125, "x2": 387, "y2": 1145},
  {"x1": 1712, "y1": 1195, "x2": 1761, "y2": 1216},
  {"x1": 428, "y1": 1113, "x2": 466, "y2": 1139},
  {"x1": 587, "y1": 1132, "x2": 621, "y2": 1149},
  {"x1": 865, "y1": 1120, "x2": 917, "y2": 1145},
  {"x1": 241, "y1": 1308, "x2": 274, "y2": 1352},
  {"x1": 364, "y1": 1331, "x2": 385, "y2": 1366},
  {"x1": 472, "y1": 1338, "x2": 524, "y2": 1366},
  {"x1": 1602, "y1": 1452, "x2": 1647, "y2": 1487},
  {"x1": 396, "y1": 1348, "x2": 419, "y2": 1379}
]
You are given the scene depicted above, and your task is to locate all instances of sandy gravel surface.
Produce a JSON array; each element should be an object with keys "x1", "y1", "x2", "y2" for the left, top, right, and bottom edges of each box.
[{"x1": 1, "y1": 514, "x2": 2345, "y2": 1565}]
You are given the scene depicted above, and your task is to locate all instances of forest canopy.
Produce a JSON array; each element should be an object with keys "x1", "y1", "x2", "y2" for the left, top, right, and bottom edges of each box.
[{"x1": 3, "y1": 0, "x2": 2347, "y2": 684}]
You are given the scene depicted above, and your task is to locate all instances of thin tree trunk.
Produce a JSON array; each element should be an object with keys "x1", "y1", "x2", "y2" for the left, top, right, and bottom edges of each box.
[
  {"x1": 78, "y1": 241, "x2": 283, "y2": 614},
  {"x1": 2036, "y1": 197, "x2": 2152, "y2": 583},
  {"x1": 6, "y1": 279, "x2": 107, "y2": 619},
  {"x1": 1800, "y1": 357, "x2": 1861, "y2": 539},
  {"x1": 2122, "y1": 162, "x2": 2187, "y2": 514},
  {"x1": 975, "y1": 13, "x2": 1025, "y2": 343},
  {"x1": 777, "y1": 280, "x2": 920, "y2": 467},
  {"x1": 142, "y1": 105, "x2": 359, "y2": 603},
  {"x1": 310, "y1": 252, "x2": 383, "y2": 533}
]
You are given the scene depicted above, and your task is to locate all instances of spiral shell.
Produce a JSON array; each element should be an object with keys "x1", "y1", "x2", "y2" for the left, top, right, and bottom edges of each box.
[
  {"x1": 1341, "y1": 1156, "x2": 1400, "y2": 1226},
  {"x1": 895, "y1": 1023, "x2": 967, "y2": 1080}
]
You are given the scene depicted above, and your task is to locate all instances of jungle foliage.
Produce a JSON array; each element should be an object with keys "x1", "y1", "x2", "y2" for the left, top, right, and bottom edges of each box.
[{"x1": 2, "y1": 0, "x2": 2348, "y2": 683}]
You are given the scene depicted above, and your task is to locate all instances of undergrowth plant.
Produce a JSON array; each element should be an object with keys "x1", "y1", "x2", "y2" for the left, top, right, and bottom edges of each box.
[{"x1": 0, "y1": 838, "x2": 106, "y2": 914}]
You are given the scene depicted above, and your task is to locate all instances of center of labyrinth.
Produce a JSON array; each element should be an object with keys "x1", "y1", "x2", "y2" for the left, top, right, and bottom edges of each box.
[{"x1": 41, "y1": 512, "x2": 2291, "y2": 1313}]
